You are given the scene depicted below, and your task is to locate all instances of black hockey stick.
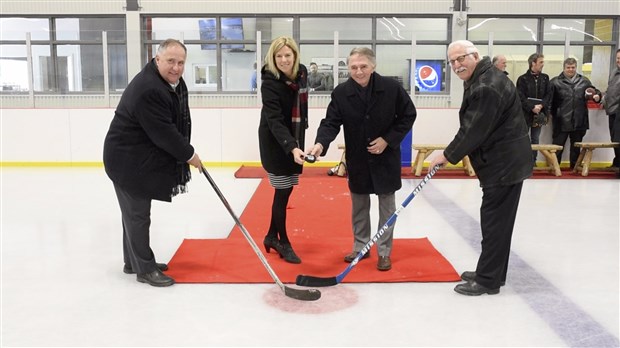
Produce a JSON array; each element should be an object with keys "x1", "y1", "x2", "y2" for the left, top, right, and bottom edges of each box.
[
  {"x1": 296, "y1": 164, "x2": 440, "y2": 287},
  {"x1": 200, "y1": 166, "x2": 321, "y2": 301}
]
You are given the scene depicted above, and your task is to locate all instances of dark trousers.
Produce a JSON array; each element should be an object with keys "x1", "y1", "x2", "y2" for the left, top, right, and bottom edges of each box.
[
  {"x1": 113, "y1": 183, "x2": 156, "y2": 275},
  {"x1": 552, "y1": 129, "x2": 587, "y2": 168},
  {"x1": 609, "y1": 114, "x2": 619, "y2": 166},
  {"x1": 530, "y1": 125, "x2": 542, "y2": 163},
  {"x1": 475, "y1": 182, "x2": 523, "y2": 289}
]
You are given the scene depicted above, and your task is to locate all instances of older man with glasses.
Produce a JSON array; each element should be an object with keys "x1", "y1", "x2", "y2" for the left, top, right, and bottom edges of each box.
[{"x1": 430, "y1": 40, "x2": 532, "y2": 296}]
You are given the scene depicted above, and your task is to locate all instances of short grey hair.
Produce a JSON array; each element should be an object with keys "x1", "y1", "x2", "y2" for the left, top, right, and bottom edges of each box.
[
  {"x1": 448, "y1": 40, "x2": 479, "y2": 55},
  {"x1": 348, "y1": 47, "x2": 376, "y2": 67},
  {"x1": 157, "y1": 39, "x2": 187, "y2": 55}
]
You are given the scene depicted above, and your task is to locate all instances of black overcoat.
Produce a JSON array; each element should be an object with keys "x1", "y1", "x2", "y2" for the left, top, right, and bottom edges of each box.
[
  {"x1": 549, "y1": 73, "x2": 599, "y2": 132},
  {"x1": 103, "y1": 59, "x2": 194, "y2": 202},
  {"x1": 444, "y1": 57, "x2": 532, "y2": 188},
  {"x1": 315, "y1": 73, "x2": 416, "y2": 194},
  {"x1": 258, "y1": 64, "x2": 308, "y2": 176}
]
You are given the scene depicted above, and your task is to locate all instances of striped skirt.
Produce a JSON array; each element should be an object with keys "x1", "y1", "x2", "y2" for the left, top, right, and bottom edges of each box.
[{"x1": 267, "y1": 173, "x2": 299, "y2": 189}]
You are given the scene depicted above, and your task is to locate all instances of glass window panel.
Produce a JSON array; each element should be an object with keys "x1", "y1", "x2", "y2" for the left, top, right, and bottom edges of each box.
[
  {"x1": 0, "y1": 45, "x2": 29, "y2": 91},
  {"x1": 266, "y1": 17, "x2": 293, "y2": 40},
  {"x1": 56, "y1": 17, "x2": 126, "y2": 41},
  {"x1": 376, "y1": 44, "x2": 448, "y2": 92},
  {"x1": 476, "y1": 44, "x2": 538, "y2": 84},
  {"x1": 468, "y1": 18, "x2": 539, "y2": 41},
  {"x1": 221, "y1": 17, "x2": 245, "y2": 43},
  {"x1": 233, "y1": 17, "x2": 257, "y2": 41},
  {"x1": 544, "y1": 18, "x2": 612, "y2": 43},
  {"x1": 31, "y1": 45, "x2": 52, "y2": 92},
  {"x1": 300, "y1": 18, "x2": 372, "y2": 40},
  {"x1": 0, "y1": 17, "x2": 50, "y2": 40},
  {"x1": 55, "y1": 44, "x2": 104, "y2": 92},
  {"x1": 108, "y1": 44, "x2": 128, "y2": 92},
  {"x1": 377, "y1": 17, "x2": 447, "y2": 41},
  {"x1": 151, "y1": 17, "x2": 210, "y2": 41},
  {"x1": 222, "y1": 45, "x2": 257, "y2": 92},
  {"x1": 184, "y1": 44, "x2": 217, "y2": 92}
]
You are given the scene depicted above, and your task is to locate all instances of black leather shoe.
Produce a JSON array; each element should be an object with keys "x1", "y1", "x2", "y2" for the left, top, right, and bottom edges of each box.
[
  {"x1": 137, "y1": 269, "x2": 175, "y2": 287},
  {"x1": 377, "y1": 256, "x2": 392, "y2": 271},
  {"x1": 460, "y1": 271, "x2": 505, "y2": 286},
  {"x1": 454, "y1": 281, "x2": 499, "y2": 296},
  {"x1": 123, "y1": 263, "x2": 168, "y2": 274},
  {"x1": 344, "y1": 251, "x2": 370, "y2": 263},
  {"x1": 280, "y1": 243, "x2": 301, "y2": 264}
]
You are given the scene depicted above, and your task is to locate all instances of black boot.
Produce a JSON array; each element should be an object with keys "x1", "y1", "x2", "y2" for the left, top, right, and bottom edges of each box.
[
  {"x1": 280, "y1": 243, "x2": 301, "y2": 264},
  {"x1": 263, "y1": 235, "x2": 283, "y2": 255}
]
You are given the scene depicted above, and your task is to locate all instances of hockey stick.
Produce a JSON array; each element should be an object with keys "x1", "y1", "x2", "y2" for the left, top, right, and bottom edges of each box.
[
  {"x1": 200, "y1": 166, "x2": 321, "y2": 301},
  {"x1": 296, "y1": 164, "x2": 440, "y2": 287}
]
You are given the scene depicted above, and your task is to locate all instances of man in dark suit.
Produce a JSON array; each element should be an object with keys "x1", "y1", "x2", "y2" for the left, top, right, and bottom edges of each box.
[
  {"x1": 103, "y1": 39, "x2": 203, "y2": 287},
  {"x1": 308, "y1": 47, "x2": 416, "y2": 272},
  {"x1": 430, "y1": 40, "x2": 532, "y2": 296}
]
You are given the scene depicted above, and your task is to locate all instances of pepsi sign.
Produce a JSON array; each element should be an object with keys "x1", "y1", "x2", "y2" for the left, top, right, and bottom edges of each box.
[{"x1": 414, "y1": 60, "x2": 444, "y2": 92}]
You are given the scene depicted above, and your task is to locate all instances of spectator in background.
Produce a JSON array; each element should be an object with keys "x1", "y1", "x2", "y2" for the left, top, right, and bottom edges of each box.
[
  {"x1": 258, "y1": 36, "x2": 309, "y2": 264},
  {"x1": 250, "y1": 62, "x2": 257, "y2": 91},
  {"x1": 430, "y1": 40, "x2": 531, "y2": 296},
  {"x1": 549, "y1": 57, "x2": 602, "y2": 168},
  {"x1": 516, "y1": 53, "x2": 551, "y2": 166},
  {"x1": 492, "y1": 55, "x2": 508, "y2": 75},
  {"x1": 602, "y1": 49, "x2": 620, "y2": 169},
  {"x1": 103, "y1": 39, "x2": 203, "y2": 287},
  {"x1": 308, "y1": 62, "x2": 328, "y2": 91},
  {"x1": 308, "y1": 47, "x2": 416, "y2": 272}
]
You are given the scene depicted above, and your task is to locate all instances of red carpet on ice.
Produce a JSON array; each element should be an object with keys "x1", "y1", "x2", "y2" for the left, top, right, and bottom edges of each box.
[{"x1": 166, "y1": 177, "x2": 460, "y2": 284}]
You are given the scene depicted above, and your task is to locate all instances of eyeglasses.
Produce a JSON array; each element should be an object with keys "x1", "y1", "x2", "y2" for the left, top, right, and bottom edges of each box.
[{"x1": 449, "y1": 53, "x2": 474, "y2": 65}]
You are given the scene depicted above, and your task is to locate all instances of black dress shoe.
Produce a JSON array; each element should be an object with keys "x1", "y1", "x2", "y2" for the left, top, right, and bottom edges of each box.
[
  {"x1": 454, "y1": 281, "x2": 499, "y2": 296},
  {"x1": 460, "y1": 271, "x2": 505, "y2": 286},
  {"x1": 344, "y1": 251, "x2": 370, "y2": 263},
  {"x1": 137, "y1": 269, "x2": 175, "y2": 287},
  {"x1": 377, "y1": 256, "x2": 392, "y2": 271},
  {"x1": 123, "y1": 263, "x2": 168, "y2": 274}
]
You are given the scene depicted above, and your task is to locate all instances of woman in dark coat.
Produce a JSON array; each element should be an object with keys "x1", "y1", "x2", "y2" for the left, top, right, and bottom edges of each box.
[{"x1": 258, "y1": 36, "x2": 308, "y2": 264}]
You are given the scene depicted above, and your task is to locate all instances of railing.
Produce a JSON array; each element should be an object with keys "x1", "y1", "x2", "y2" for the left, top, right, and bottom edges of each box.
[{"x1": 0, "y1": 93, "x2": 452, "y2": 109}]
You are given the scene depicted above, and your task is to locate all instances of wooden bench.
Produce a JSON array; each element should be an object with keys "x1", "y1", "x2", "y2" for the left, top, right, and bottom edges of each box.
[
  {"x1": 532, "y1": 144, "x2": 564, "y2": 176},
  {"x1": 412, "y1": 143, "x2": 564, "y2": 177},
  {"x1": 573, "y1": 142, "x2": 620, "y2": 176},
  {"x1": 411, "y1": 144, "x2": 475, "y2": 177},
  {"x1": 334, "y1": 144, "x2": 347, "y2": 176}
]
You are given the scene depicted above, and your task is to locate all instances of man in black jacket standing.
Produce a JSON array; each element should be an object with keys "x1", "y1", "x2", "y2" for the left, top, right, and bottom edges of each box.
[
  {"x1": 430, "y1": 40, "x2": 532, "y2": 296},
  {"x1": 103, "y1": 39, "x2": 203, "y2": 287},
  {"x1": 516, "y1": 53, "x2": 551, "y2": 166},
  {"x1": 308, "y1": 47, "x2": 416, "y2": 272},
  {"x1": 549, "y1": 57, "x2": 602, "y2": 169}
]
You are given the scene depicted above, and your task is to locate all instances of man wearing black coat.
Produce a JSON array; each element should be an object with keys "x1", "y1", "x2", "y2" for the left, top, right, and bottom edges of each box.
[
  {"x1": 309, "y1": 47, "x2": 416, "y2": 272},
  {"x1": 549, "y1": 57, "x2": 602, "y2": 168},
  {"x1": 516, "y1": 53, "x2": 551, "y2": 166},
  {"x1": 103, "y1": 39, "x2": 203, "y2": 287},
  {"x1": 430, "y1": 40, "x2": 532, "y2": 296}
]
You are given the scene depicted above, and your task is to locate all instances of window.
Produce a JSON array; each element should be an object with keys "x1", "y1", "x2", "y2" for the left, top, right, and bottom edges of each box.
[
  {"x1": 0, "y1": 16, "x2": 127, "y2": 93},
  {"x1": 469, "y1": 16, "x2": 617, "y2": 90},
  {"x1": 146, "y1": 16, "x2": 293, "y2": 92}
]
